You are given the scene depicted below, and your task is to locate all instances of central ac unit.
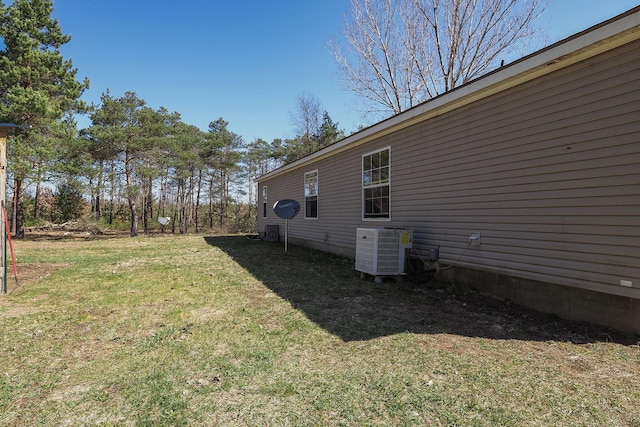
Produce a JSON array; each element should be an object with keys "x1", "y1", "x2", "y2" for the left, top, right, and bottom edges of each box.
[{"x1": 355, "y1": 228, "x2": 412, "y2": 283}]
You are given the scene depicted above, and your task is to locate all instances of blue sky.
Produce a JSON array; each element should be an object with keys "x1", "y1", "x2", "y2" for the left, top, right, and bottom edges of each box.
[{"x1": 52, "y1": 0, "x2": 640, "y2": 143}]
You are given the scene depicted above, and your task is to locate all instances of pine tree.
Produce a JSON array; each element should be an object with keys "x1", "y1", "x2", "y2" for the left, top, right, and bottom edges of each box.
[{"x1": 0, "y1": 0, "x2": 89, "y2": 237}]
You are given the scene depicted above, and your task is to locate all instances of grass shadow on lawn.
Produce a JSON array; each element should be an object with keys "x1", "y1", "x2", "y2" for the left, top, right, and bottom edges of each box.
[{"x1": 205, "y1": 235, "x2": 639, "y2": 345}]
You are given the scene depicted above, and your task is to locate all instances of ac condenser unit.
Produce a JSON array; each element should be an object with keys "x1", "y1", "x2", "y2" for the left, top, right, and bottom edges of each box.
[{"x1": 355, "y1": 228, "x2": 413, "y2": 283}]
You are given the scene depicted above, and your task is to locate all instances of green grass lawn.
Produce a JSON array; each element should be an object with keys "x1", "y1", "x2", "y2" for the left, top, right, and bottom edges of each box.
[{"x1": 1, "y1": 233, "x2": 638, "y2": 426}]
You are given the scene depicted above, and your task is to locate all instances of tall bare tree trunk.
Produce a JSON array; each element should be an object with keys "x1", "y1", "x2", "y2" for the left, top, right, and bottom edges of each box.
[
  {"x1": 142, "y1": 175, "x2": 152, "y2": 234},
  {"x1": 108, "y1": 160, "x2": 115, "y2": 225},
  {"x1": 170, "y1": 187, "x2": 177, "y2": 234},
  {"x1": 125, "y1": 151, "x2": 138, "y2": 237},
  {"x1": 158, "y1": 169, "x2": 169, "y2": 233},
  {"x1": 195, "y1": 169, "x2": 202, "y2": 233},
  {"x1": 219, "y1": 170, "x2": 226, "y2": 229},
  {"x1": 208, "y1": 174, "x2": 216, "y2": 229},
  {"x1": 183, "y1": 173, "x2": 194, "y2": 234},
  {"x1": 12, "y1": 177, "x2": 25, "y2": 238},
  {"x1": 33, "y1": 168, "x2": 42, "y2": 219},
  {"x1": 128, "y1": 199, "x2": 138, "y2": 237},
  {"x1": 159, "y1": 170, "x2": 168, "y2": 217},
  {"x1": 94, "y1": 160, "x2": 104, "y2": 220}
]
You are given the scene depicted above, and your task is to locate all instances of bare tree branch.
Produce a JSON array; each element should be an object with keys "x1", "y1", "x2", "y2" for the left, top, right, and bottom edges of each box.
[{"x1": 332, "y1": 0, "x2": 548, "y2": 119}]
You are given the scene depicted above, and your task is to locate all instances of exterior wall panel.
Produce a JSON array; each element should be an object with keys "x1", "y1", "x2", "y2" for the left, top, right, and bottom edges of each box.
[{"x1": 387, "y1": 40, "x2": 640, "y2": 300}]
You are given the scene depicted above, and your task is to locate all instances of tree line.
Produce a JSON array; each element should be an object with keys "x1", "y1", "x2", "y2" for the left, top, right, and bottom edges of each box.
[
  {"x1": 80, "y1": 91, "x2": 341, "y2": 237},
  {"x1": 2, "y1": 0, "x2": 547, "y2": 237},
  {"x1": 0, "y1": 1, "x2": 343, "y2": 238},
  {"x1": 6, "y1": 88, "x2": 343, "y2": 238}
]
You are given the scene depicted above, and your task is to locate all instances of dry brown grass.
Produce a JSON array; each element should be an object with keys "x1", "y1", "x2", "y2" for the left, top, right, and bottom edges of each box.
[{"x1": 0, "y1": 232, "x2": 638, "y2": 426}]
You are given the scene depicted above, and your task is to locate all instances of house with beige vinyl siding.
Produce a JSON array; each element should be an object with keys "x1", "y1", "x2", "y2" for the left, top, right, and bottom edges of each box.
[{"x1": 256, "y1": 7, "x2": 640, "y2": 333}]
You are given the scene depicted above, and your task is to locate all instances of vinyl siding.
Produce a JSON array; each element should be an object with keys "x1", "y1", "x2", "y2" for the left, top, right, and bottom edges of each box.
[{"x1": 258, "y1": 37, "x2": 640, "y2": 299}]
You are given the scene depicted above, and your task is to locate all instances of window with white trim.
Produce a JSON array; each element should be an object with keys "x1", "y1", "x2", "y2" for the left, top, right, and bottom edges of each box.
[
  {"x1": 262, "y1": 185, "x2": 267, "y2": 218},
  {"x1": 304, "y1": 170, "x2": 318, "y2": 219},
  {"x1": 362, "y1": 147, "x2": 390, "y2": 219}
]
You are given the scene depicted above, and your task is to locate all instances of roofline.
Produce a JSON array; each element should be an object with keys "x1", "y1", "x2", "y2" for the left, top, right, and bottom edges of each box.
[{"x1": 257, "y1": 6, "x2": 640, "y2": 183}]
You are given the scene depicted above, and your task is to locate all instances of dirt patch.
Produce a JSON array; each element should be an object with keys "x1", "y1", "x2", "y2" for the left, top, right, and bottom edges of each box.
[
  {"x1": 0, "y1": 263, "x2": 65, "y2": 318},
  {"x1": 23, "y1": 229, "x2": 130, "y2": 241},
  {"x1": 3, "y1": 262, "x2": 68, "y2": 295}
]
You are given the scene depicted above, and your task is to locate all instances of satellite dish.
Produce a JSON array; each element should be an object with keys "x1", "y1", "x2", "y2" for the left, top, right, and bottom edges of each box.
[
  {"x1": 272, "y1": 199, "x2": 300, "y2": 255},
  {"x1": 157, "y1": 216, "x2": 170, "y2": 226},
  {"x1": 273, "y1": 199, "x2": 300, "y2": 220}
]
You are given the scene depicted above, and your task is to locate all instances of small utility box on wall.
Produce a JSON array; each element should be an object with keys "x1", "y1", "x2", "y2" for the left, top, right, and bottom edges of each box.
[
  {"x1": 264, "y1": 225, "x2": 279, "y2": 242},
  {"x1": 355, "y1": 228, "x2": 413, "y2": 283}
]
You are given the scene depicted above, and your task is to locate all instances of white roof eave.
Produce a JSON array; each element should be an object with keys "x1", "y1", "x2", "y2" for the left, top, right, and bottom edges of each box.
[{"x1": 257, "y1": 7, "x2": 640, "y2": 183}]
